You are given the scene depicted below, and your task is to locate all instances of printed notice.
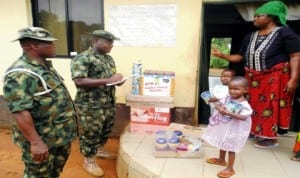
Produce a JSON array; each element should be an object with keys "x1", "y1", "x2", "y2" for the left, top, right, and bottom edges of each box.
[{"x1": 108, "y1": 4, "x2": 177, "y2": 47}]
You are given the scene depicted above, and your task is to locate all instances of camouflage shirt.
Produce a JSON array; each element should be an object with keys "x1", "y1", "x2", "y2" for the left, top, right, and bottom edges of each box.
[
  {"x1": 71, "y1": 47, "x2": 116, "y2": 108},
  {"x1": 3, "y1": 55, "x2": 77, "y2": 148}
]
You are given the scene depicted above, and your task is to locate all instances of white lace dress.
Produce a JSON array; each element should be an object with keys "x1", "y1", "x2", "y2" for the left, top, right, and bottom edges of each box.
[{"x1": 201, "y1": 98, "x2": 253, "y2": 153}]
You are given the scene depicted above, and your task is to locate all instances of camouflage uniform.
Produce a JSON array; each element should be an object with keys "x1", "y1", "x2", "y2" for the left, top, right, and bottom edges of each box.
[
  {"x1": 71, "y1": 47, "x2": 116, "y2": 157},
  {"x1": 3, "y1": 55, "x2": 77, "y2": 178}
]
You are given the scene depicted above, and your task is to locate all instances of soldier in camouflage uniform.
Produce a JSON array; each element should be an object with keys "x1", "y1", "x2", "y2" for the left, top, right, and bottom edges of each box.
[
  {"x1": 70, "y1": 30, "x2": 124, "y2": 177},
  {"x1": 2, "y1": 27, "x2": 77, "y2": 178}
]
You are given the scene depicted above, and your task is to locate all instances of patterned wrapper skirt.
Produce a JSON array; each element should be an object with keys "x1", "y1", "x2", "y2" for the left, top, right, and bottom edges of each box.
[{"x1": 245, "y1": 62, "x2": 293, "y2": 138}]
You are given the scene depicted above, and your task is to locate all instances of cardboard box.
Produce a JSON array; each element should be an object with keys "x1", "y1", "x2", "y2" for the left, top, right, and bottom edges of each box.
[
  {"x1": 140, "y1": 70, "x2": 175, "y2": 97},
  {"x1": 129, "y1": 122, "x2": 169, "y2": 134},
  {"x1": 126, "y1": 94, "x2": 174, "y2": 108},
  {"x1": 130, "y1": 106, "x2": 171, "y2": 126}
]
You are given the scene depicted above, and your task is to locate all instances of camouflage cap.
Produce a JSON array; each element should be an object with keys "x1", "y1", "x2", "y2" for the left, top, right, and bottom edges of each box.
[
  {"x1": 12, "y1": 27, "x2": 58, "y2": 42},
  {"x1": 92, "y1": 30, "x2": 120, "y2": 41}
]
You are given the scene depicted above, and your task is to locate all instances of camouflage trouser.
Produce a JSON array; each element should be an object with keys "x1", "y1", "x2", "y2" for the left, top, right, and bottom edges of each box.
[
  {"x1": 22, "y1": 142, "x2": 71, "y2": 178},
  {"x1": 78, "y1": 106, "x2": 116, "y2": 157}
]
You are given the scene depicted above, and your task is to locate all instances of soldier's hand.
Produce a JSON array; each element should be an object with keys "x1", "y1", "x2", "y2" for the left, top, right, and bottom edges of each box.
[
  {"x1": 109, "y1": 73, "x2": 123, "y2": 83},
  {"x1": 30, "y1": 141, "x2": 49, "y2": 162}
]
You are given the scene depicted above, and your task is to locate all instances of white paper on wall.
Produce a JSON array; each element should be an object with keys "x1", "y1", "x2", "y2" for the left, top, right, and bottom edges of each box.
[{"x1": 108, "y1": 4, "x2": 177, "y2": 47}]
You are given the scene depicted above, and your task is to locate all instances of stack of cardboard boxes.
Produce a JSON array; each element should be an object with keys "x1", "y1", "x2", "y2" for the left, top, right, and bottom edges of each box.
[{"x1": 126, "y1": 70, "x2": 175, "y2": 134}]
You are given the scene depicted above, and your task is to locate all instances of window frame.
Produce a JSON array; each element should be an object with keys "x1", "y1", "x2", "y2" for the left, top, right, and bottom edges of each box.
[{"x1": 31, "y1": 0, "x2": 104, "y2": 58}]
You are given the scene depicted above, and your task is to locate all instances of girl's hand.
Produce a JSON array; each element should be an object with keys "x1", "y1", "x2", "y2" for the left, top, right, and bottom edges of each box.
[
  {"x1": 215, "y1": 104, "x2": 228, "y2": 115},
  {"x1": 208, "y1": 97, "x2": 219, "y2": 103},
  {"x1": 219, "y1": 106, "x2": 229, "y2": 116}
]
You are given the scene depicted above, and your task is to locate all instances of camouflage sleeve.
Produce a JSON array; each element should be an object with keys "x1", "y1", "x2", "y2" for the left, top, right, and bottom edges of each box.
[
  {"x1": 70, "y1": 54, "x2": 90, "y2": 79},
  {"x1": 3, "y1": 72, "x2": 38, "y2": 112}
]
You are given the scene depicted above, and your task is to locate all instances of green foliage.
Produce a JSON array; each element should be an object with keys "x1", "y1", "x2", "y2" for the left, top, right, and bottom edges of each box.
[
  {"x1": 210, "y1": 57, "x2": 229, "y2": 68},
  {"x1": 210, "y1": 38, "x2": 231, "y2": 68}
]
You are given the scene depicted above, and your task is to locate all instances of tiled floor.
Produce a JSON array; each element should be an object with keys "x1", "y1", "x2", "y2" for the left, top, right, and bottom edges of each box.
[{"x1": 117, "y1": 124, "x2": 299, "y2": 178}]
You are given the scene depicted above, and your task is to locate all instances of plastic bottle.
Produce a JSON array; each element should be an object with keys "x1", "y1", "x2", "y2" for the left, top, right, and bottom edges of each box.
[{"x1": 132, "y1": 60, "x2": 142, "y2": 95}]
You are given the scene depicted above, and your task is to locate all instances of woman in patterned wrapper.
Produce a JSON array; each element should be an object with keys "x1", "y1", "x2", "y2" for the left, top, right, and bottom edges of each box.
[
  {"x1": 202, "y1": 76, "x2": 252, "y2": 178},
  {"x1": 212, "y1": 1, "x2": 300, "y2": 149}
]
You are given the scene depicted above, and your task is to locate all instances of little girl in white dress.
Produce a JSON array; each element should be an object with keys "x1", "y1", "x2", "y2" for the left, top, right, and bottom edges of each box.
[{"x1": 202, "y1": 76, "x2": 252, "y2": 178}]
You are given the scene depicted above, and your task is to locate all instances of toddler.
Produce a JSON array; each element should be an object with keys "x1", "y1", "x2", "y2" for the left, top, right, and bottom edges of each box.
[
  {"x1": 208, "y1": 68, "x2": 235, "y2": 103},
  {"x1": 202, "y1": 76, "x2": 252, "y2": 178}
]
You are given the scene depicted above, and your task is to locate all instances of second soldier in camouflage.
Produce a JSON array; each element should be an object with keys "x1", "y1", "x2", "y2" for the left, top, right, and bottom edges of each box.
[{"x1": 70, "y1": 29, "x2": 124, "y2": 177}]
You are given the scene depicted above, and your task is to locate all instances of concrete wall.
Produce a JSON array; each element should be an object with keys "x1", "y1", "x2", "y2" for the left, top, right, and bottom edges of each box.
[
  {"x1": 0, "y1": 0, "x2": 203, "y2": 110},
  {"x1": 0, "y1": 0, "x2": 32, "y2": 127},
  {"x1": 0, "y1": 0, "x2": 31, "y2": 88}
]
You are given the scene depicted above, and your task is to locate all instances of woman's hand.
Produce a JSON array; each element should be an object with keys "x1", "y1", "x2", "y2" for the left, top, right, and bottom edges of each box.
[
  {"x1": 211, "y1": 47, "x2": 243, "y2": 62},
  {"x1": 211, "y1": 47, "x2": 223, "y2": 58},
  {"x1": 284, "y1": 78, "x2": 298, "y2": 93}
]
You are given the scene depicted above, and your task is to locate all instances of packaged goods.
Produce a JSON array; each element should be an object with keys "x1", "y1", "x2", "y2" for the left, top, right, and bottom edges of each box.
[
  {"x1": 131, "y1": 61, "x2": 142, "y2": 95},
  {"x1": 140, "y1": 70, "x2": 175, "y2": 96}
]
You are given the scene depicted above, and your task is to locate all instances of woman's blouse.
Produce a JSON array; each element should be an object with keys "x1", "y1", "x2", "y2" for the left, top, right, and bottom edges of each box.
[{"x1": 239, "y1": 26, "x2": 300, "y2": 71}]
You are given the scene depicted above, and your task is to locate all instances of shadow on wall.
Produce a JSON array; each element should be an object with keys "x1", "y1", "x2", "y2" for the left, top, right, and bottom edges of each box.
[
  {"x1": 172, "y1": 107, "x2": 195, "y2": 126},
  {"x1": 0, "y1": 96, "x2": 12, "y2": 128}
]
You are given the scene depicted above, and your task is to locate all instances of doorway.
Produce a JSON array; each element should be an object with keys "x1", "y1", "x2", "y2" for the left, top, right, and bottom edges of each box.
[{"x1": 198, "y1": 1, "x2": 300, "y2": 132}]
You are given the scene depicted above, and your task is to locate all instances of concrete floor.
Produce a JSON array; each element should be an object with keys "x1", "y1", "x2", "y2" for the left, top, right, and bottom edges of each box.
[
  {"x1": 117, "y1": 124, "x2": 300, "y2": 178},
  {"x1": 1, "y1": 123, "x2": 299, "y2": 178}
]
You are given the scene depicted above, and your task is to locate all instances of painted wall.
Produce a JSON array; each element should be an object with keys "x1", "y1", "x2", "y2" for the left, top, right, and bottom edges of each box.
[
  {"x1": 0, "y1": 0, "x2": 203, "y2": 108},
  {"x1": 0, "y1": 0, "x2": 32, "y2": 93}
]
